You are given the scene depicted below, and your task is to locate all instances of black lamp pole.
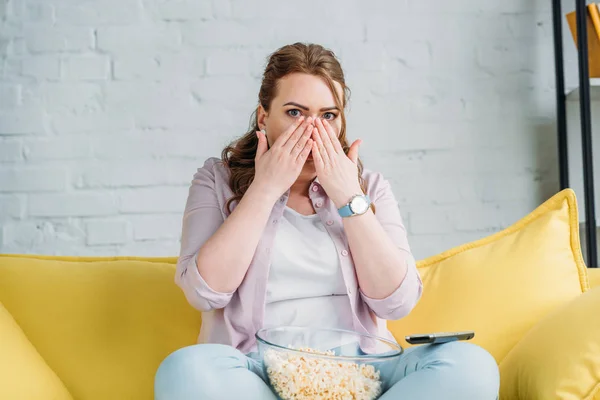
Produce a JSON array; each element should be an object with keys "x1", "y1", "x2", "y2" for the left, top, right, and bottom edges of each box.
[{"x1": 552, "y1": 0, "x2": 597, "y2": 267}]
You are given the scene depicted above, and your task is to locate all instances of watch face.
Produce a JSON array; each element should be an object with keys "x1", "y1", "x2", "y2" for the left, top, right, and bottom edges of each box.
[{"x1": 349, "y1": 196, "x2": 369, "y2": 214}]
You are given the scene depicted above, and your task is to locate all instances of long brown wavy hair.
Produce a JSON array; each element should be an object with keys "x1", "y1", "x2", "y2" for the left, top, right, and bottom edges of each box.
[{"x1": 221, "y1": 42, "x2": 367, "y2": 212}]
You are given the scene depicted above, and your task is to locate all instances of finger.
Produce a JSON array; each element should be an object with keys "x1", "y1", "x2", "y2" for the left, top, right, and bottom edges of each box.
[
  {"x1": 284, "y1": 118, "x2": 313, "y2": 152},
  {"x1": 255, "y1": 131, "x2": 268, "y2": 160},
  {"x1": 311, "y1": 140, "x2": 324, "y2": 170},
  {"x1": 291, "y1": 125, "x2": 313, "y2": 158},
  {"x1": 312, "y1": 126, "x2": 329, "y2": 162},
  {"x1": 273, "y1": 116, "x2": 306, "y2": 148},
  {"x1": 315, "y1": 118, "x2": 337, "y2": 156},
  {"x1": 297, "y1": 138, "x2": 313, "y2": 163},
  {"x1": 320, "y1": 118, "x2": 344, "y2": 153},
  {"x1": 347, "y1": 139, "x2": 361, "y2": 164}
]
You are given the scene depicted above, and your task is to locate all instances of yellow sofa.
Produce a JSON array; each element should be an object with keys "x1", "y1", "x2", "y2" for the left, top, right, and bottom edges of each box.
[{"x1": 1, "y1": 189, "x2": 600, "y2": 399}]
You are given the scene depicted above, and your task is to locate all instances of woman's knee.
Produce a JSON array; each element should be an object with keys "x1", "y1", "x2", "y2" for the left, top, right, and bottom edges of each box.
[
  {"x1": 155, "y1": 344, "x2": 246, "y2": 399},
  {"x1": 432, "y1": 342, "x2": 500, "y2": 394}
]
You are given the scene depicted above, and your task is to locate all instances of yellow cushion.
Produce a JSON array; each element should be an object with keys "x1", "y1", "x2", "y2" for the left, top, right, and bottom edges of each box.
[
  {"x1": 388, "y1": 188, "x2": 589, "y2": 364},
  {"x1": 0, "y1": 255, "x2": 201, "y2": 400},
  {"x1": 0, "y1": 300, "x2": 73, "y2": 400},
  {"x1": 589, "y1": 267, "x2": 600, "y2": 288},
  {"x1": 499, "y1": 285, "x2": 600, "y2": 399}
]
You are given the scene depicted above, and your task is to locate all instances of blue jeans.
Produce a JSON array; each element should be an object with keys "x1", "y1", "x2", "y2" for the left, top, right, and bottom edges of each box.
[{"x1": 155, "y1": 341, "x2": 499, "y2": 399}]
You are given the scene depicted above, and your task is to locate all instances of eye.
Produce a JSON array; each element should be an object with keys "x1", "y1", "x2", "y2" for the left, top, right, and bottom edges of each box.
[
  {"x1": 322, "y1": 112, "x2": 337, "y2": 121},
  {"x1": 286, "y1": 109, "x2": 302, "y2": 118}
]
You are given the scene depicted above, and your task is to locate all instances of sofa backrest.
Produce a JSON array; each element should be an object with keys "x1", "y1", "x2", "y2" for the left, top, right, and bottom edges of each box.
[{"x1": 0, "y1": 255, "x2": 201, "y2": 400}]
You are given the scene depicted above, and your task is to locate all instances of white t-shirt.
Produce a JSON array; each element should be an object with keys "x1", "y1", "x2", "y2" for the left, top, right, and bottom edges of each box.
[{"x1": 263, "y1": 206, "x2": 354, "y2": 331}]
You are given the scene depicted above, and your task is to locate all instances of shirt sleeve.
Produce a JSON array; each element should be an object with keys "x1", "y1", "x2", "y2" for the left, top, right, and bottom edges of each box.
[
  {"x1": 175, "y1": 159, "x2": 235, "y2": 312},
  {"x1": 359, "y1": 175, "x2": 423, "y2": 320}
]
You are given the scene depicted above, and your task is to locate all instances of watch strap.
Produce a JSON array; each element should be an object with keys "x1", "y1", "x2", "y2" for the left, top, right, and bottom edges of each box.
[
  {"x1": 338, "y1": 195, "x2": 371, "y2": 217},
  {"x1": 338, "y1": 204, "x2": 354, "y2": 218}
]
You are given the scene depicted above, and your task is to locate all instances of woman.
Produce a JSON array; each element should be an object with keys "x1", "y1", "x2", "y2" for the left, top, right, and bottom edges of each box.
[{"x1": 155, "y1": 43, "x2": 500, "y2": 399}]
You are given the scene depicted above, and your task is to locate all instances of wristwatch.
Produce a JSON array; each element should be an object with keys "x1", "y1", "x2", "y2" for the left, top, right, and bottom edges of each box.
[{"x1": 338, "y1": 194, "x2": 371, "y2": 218}]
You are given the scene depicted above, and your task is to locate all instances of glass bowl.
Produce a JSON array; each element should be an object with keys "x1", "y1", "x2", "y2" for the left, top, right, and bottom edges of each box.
[{"x1": 255, "y1": 326, "x2": 403, "y2": 400}]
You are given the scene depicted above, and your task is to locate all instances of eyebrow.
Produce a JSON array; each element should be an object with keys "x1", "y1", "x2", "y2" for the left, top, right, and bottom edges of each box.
[{"x1": 282, "y1": 102, "x2": 339, "y2": 112}]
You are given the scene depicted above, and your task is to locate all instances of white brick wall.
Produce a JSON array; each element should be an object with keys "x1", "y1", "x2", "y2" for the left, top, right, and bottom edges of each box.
[{"x1": 1, "y1": 0, "x2": 562, "y2": 258}]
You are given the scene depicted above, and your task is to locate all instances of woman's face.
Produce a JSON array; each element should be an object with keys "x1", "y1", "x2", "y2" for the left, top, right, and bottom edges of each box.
[{"x1": 258, "y1": 73, "x2": 344, "y2": 151}]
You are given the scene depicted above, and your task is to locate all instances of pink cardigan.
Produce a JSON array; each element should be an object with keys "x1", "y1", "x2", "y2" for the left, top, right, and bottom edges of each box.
[{"x1": 176, "y1": 157, "x2": 423, "y2": 353}]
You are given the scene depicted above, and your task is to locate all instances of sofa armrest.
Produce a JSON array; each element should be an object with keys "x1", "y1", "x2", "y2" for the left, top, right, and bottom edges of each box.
[
  {"x1": 498, "y1": 286, "x2": 600, "y2": 400},
  {"x1": 589, "y1": 267, "x2": 600, "y2": 289}
]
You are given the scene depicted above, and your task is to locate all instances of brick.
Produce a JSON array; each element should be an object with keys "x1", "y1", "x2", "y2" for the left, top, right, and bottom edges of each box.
[
  {"x1": 113, "y1": 54, "x2": 205, "y2": 81},
  {"x1": 51, "y1": 112, "x2": 134, "y2": 134},
  {"x1": 43, "y1": 83, "x2": 103, "y2": 114},
  {"x1": 25, "y1": 27, "x2": 93, "y2": 53},
  {"x1": 118, "y1": 187, "x2": 190, "y2": 214},
  {"x1": 0, "y1": 167, "x2": 66, "y2": 192},
  {"x1": 21, "y1": 55, "x2": 61, "y2": 80},
  {"x1": 55, "y1": 0, "x2": 142, "y2": 25},
  {"x1": 406, "y1": 0, "x2": 538, "y2": 13},
  {"x1": 477, "y1": 176, "x2": 535, "y2": 202},
  {"x1": 367, "y1": 15, "x2": 467, "y2": 43},
  {"x1": 0, "y1": 109, "x2": 46, "y2": 135},
  {"x1": 104, "y1": 82, "x2": 193, "y2": 118},
  {"x1": 182, "y1": 21, "x2": 273, "y2": 47},
  {"x1": 23, "y1": 137, "x2": 92, "y2": 160},
  {"x1": 476, "y1": 40, "x2": 539, "y2": 73},
  {"x1": 428, "y1": 41, "x2": 479, "y2": 73},
  {"x1": 270, "y1": 18, "x2": 364, "y2": 46},
  {"x1": 409, "y1": 232, "x2": 485, "y2": 259},
  {"x1": 19, "y1": 84, "x2": 43, "y2": 108},
  {"x1": 135, "y1": 104, "x2": 239, "y2": 130},
  {"x1": 232, "y1": 0, "x2": 354, "y2": 20},
  {"x1": 152, "y1": 0, "x2": 212, "y2": 20},
  {"x1": 453, "y1": 202, "x2": 534, "y2": 232},
  {"x1": 0, "y1": 84, "x2": 22, "y2": 107},
  {"x1": 68, "y1": 246, "x2": 119, "y2": 256},
  {"x1": 0, "y1": 140, "x2": 23, "y2": 162},
  {"x1": 113, "y1": 56, "x2": 163, "y2": 81},
  {"x1": 24, "y1": 2, "x2": 55, "y2": 24},
  {"x1": 190, "y1": 76, "x2": 259, "y2": 106},
  {"x1": 211, "y1": 0, "x2": 231, "y2": 18},
  {"x1": 97, "y1": 26, "x2": 181, "y2": 54},
  {"x1": 29, "y1": 192, "x2": 117, "y2": 217},
  {"x1": 117, "y1": 240, "x2": 180, "y2": 257},
  {"x1": 86, "y1": 220, "x2": 131, "y2": 245},
  {"x1": 76, "y1": 162, "x2": 172, "y2": 189},
  {"x1": 62, "y1": 55, "x2": 109, "y2": 80},
  {"x1": 91, "y1": 132, "x2": 161, "y2": 159},
  {"x1": 206, "y1": 50, "x2": 257, "y2": 76},
  {"x1": 1, "y1": 222, "x2": 44, "y2": 247},
  {"x1": 1, "y1": 220, "x2": 86, "y2": 248},
  {"x1": 336, "y1": 43, "x2": 388, "y2": 72},
  {"x1": 410, "y1": 95, "x2": 474, "y2": 122},
  {"x1": 90, "y1": 132, "x2": 218, "y2": 160},
  {"x1": 0, "y1": 195, "x2": 25, "y2": 219},
  {"x1": 0, "y1": 1, "x2": 7, "y2": 19},
  {"x1": 356, "y1": 0, "x2": 409, "y2": 17},
  {"x1": 371, "y1": 122, "x2": 455, "y2": 152},
  {"x1": 408, "y1": 209, "x2": 454, "y2": 235},
  {"x1": 130, "y1": 214, "x2": 182, "y2": 240}
]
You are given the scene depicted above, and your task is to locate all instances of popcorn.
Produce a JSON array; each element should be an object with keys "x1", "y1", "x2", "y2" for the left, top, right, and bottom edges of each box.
[{"x1": 263, "y1": 346, "x2": 382, "y2": 400}]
